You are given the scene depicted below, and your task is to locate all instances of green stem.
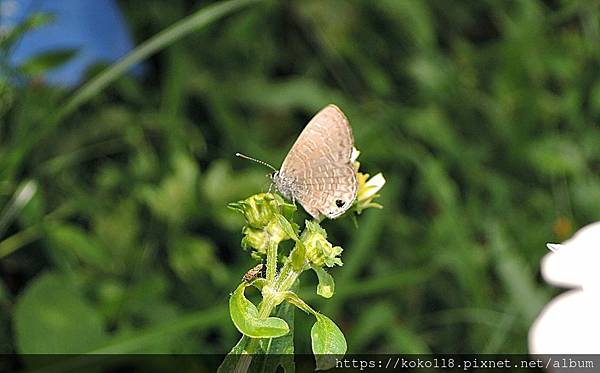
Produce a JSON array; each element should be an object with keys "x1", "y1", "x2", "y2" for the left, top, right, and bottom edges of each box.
[
  {"x1": 0, "y1": 202, "x2": 74, "y2": 259},
  {"x1": 235, "y1": 256, "x2": 305, "y2": 373},
  {"x1": 0, "y1": 225, "x2": 41, "y2": 259},
  {"x1": 257, "y1": 256, "x2": 303, "y2": 319},
  {"x1": 273, "y1": 259, "x2": 302, "y2": 293},
  {"x1": 265, "y1": 239, "x2": 277, "y2": 283}
]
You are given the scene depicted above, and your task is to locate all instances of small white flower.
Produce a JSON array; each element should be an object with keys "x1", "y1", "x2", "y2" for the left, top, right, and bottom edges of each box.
[
  {"x1": 529, "y1": 222, "x2": 600, "y2": 354},
  {"x1": 360, "y1": 173, "x2": 386, "y2": 202}
]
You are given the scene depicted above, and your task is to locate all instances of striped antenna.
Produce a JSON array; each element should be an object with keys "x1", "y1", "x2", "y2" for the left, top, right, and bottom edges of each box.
[{"x1": 235, "y1": 153, "x2": 278, "y2": 172}]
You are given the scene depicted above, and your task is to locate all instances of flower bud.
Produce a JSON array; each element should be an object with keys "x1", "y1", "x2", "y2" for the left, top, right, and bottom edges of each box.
[
  {"x1": 302, "y1": 220, "x2": 343, "y2": 268},
  {"x1": 230, "y1": 193, "x2": 298, "y2": 256},
  {"x1": 228, "y1": 193, "x2": 281, "y2": 228},
  {"x1": 241, "y1": 226, "x2": 269, "y2": 254}
]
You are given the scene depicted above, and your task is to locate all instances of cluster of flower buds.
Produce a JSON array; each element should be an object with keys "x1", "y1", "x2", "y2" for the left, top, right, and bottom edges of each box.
[
  {"x1": 302, "y1": 220, "x2": 343, "y2": 268},
  {"x1": 228, "y1": 193, "x2": 298, "y2": 259}
]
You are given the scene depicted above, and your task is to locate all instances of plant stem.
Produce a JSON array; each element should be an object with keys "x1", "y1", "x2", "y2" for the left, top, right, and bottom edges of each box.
[
  {"x1": 234, "y1": 250, "x2": 306, "y2": 373},
  {"x1": 265, "y1": 239, "x2": 277, "y2": 283}
]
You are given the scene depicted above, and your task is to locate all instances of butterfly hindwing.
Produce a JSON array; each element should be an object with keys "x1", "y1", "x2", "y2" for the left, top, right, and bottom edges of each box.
[{"x1": 294, "y1": 162, "x2": 357, "y2": 219}]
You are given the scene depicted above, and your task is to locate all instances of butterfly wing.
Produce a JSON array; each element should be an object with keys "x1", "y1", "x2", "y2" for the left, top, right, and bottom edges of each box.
[
  {"x1": 294, "y1": 161, "x2": 357, "y2": 219},
  {"x1": 279, "y1": 104, "x2": 358, "y2": 219}
]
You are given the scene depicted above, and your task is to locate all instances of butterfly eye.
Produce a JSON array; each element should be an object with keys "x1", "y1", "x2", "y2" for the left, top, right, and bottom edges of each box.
[{"x1": 335, "y1": 200, "x2": 345, "y2": 208}]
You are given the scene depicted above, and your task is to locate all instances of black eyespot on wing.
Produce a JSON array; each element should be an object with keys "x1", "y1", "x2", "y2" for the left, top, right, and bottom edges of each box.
[{"x1": 335, "y1": 199, "x2": 345, "y2": 208}]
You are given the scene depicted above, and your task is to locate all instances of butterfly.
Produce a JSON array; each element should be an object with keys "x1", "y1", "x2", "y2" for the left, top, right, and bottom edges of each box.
[{"x1": 238, "y1": 104, "x2": 358, "y2": 220}]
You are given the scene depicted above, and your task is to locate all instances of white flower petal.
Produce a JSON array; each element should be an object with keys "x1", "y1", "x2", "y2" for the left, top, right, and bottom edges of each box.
[
  {"x1": 529, "y1": 290, "x2": 600, "y2": 354},
  {"x1": 351, "y1": 147, "x2": 360, "y2": 163},
  {"x1": 541, "y1": 222, "x2": 600, "y2": 289},
  {"x1": 361, "y1": 173, "x2": 386, "y2": 200}
]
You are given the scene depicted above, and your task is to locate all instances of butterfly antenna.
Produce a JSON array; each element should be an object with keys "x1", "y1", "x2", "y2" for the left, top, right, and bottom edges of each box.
[{"x1": 235, "y1": 153, "x2": 278, "y2": 172}]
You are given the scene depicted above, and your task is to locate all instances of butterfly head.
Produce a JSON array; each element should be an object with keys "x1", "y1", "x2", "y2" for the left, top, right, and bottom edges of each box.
[{"x1": 268, "y1": 171, "x2": 280, "y2": 192}]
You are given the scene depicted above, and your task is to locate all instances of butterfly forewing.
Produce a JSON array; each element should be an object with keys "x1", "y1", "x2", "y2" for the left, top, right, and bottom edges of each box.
[{"x1": 277, "y1": 104, "x2": 358, "y2": 219}]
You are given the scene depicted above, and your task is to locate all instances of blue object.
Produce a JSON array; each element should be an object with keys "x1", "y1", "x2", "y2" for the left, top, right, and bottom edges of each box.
[{"x1": 1, "y1": 0, "x2": 140, "y2": 86}]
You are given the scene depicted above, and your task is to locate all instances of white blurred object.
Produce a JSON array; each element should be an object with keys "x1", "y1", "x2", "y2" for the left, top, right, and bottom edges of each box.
[{"x1": 529, "y1": 222, "x2": 600, "y2": 353}]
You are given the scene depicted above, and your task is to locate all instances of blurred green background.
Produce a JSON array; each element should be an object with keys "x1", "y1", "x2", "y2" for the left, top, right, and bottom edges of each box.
[{"x1": 1, "y1": 0, "x2": 600, "y2": 358}]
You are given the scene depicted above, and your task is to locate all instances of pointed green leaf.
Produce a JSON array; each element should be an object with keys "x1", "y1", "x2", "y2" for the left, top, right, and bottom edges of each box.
[
  {"x1": 281, "y1": 291, "x2": 316, "y2": 315},
  {"x1": 0, "y1": 13, "x2": 53, "y2": 50},
  {"x1": 20, "y1": 49, "x2": 78, "y2": 76},
  {"x1": 311, "y1": 314, "x2": 347, "y2": 371},
  {"x1": 312, "y1": 266, "x2": 335, "y2": 298},
  {"x1": 217, "y1": 336, "x2": 256, "y2": 373},
  {"x1": 290, "y1": 240, "x2": 307, "y2": 271},
  {"x1": 276, "y1": 214, "x2": 307, "y2": 271},
  {"x1": 275, "y1": 214, "x2": 299, "y2": 241},
  {"x1": 229, "y1": 283, "x2": 289, "y2": 338}
]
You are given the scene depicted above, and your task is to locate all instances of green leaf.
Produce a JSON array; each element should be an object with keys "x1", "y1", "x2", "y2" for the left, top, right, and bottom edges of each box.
[
  {"x1": 219, "y1": 289, "x2": 297, "y2": 373},
  {"x1": 14, "y1": 272, "x2": 109, "y2": 353},
  {"x1": 20, "y1": 49, "x2": 78, "y2": 76},
  {"x1": 275, "y1": 213, "x2": 300, "y2": 241},
  {"x1": 289, "y1": 240, "x2": 307, "y2": 271},
  {"x1": 311, "y1": 314, "x2": 347, "y2": 371},
  {"x1": 0, "y1": 179, "x2": 37, "y2": 237},
  {"x1": 275, "y1": 213, "x2": 307, "y2": 271},
  {"x1": 312, "y1": 266, "x2": 335, "y2": 298},
  {"x1": 261, "y1": 299, "x2": 296, "y2": 372},
  {"x1": 250, "y1": 278, "x2": 267, "y2": 291},
  {"x1": 0, "y1": 13, "x2": 53, "y2": 50},
  {"x1": 229, "y1": 283, "x2": 289, "y2": 338},
  {"x1": 281, "y1": 291, "x2": 315, "y2": 315},
  {"x1": 217, "y1": 336, "x2": 254, "y2": 373},
  {"x1": 46, "y1": 223, "x2": 112, "y2": 270},
  {"x1": 280, "y1": 289, "x2": 347, "y2": 370}
]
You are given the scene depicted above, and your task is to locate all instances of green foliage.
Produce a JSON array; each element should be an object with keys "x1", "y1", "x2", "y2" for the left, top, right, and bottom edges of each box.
[
  {"x1": 1, "y1": 0, "x2": 600, "y2": 370},
  {"x1": 311, "y1": 314, "x2": 347, "y2": 371},
  {"x1": 312, "y1": 265, "x2": 335, "y2": 299},
  {"x1": 14, "y1": 272, "x2": 109, "y2": 353},
  {"x1": 229, "y1": 282, "x2": 290, "y2": 338},
  {"x1": 19, "y1": 50, "x2": 78, "y2": 77},
  {"x1": 222, "y1": 190, "x2": 372, "y2": 371}
]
